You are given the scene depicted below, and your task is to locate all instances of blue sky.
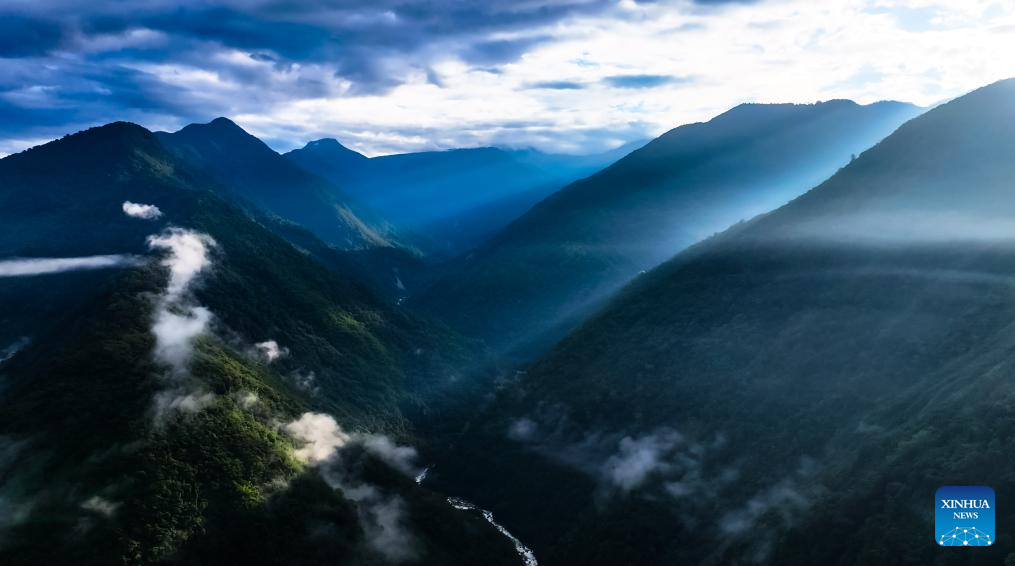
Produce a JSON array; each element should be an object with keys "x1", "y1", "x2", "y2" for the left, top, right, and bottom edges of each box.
[{"x1": 1, "y1": 0, "x2": 1013, "y2": 156}]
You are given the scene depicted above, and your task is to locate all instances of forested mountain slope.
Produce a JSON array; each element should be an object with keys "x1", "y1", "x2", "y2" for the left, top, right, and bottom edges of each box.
[
  {"x1": 413, "y1": 99, "x2": 921, "y2": 358},
  {"x1": 433, "y1": 79, "x2": 1015, "y2": 565},
  {"x1": 0, "y1": 123, "x2": 516, "y2": 565}
]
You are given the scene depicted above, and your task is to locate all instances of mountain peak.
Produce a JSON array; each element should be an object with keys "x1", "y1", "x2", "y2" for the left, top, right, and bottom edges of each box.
[
  {"x1": 208, "y1": 116, "x2": 240, "y2": 127},
  {"x1": 173, "y1": 117, "x2": 257, "y2": 141},
  {"x1": 3, "y1": 120, "x2": 164, "y2": 170},
  {"x1": 297, "y1": 137, "x2": 369, "y2": 160}
]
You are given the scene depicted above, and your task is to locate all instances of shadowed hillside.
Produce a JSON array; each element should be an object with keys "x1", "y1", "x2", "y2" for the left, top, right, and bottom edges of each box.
[
  {"x1": 0, "y1": 122, "x2": 517, "y2": 565},
  {"x1": 413, "y1": 99, "x2": 922, "y2": 358},
  {"x1": 432, "y1": 79, "x2": 1015, "y2": 566},
  {"x1": 285, "y1": 140, "x2": 645, "y2": 256}
]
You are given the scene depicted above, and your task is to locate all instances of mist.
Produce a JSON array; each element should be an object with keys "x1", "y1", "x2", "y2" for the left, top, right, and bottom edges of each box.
[
  {"x1": 147, "y1": 228, "x2": 216, "y2": 302},
  {"x1": 143, "y1": 225, "x2": 218, "y2": 420},
  {"x1": 0, "y1": 255, "x2": 141, "y2": 277},
  {"x1": 0, "y1": 337, "x2": 30, "y2": 364},
  {"x1": 254, "y1": 340, "x2": 288, "y2": 363},
  {"x1": 284, "y1": 412, "x2": 421, "y2": 562}
]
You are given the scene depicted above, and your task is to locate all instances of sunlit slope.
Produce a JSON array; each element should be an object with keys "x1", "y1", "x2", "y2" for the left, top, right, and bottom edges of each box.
[
  {"x1": 414, "y1": 99, "x2": 921, "y2": 358},
  {"x1": 437, "y1": 79, "x2": 1015, "y2": 565}
]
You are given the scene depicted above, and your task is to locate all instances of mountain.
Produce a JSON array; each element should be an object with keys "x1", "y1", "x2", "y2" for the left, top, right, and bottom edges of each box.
[
  {"x1": 0, "y1": 122, "x2": 519, "y2": 565},
  {"x1": 285, "y1": 138, "x2": 369, "y2": 174},
  {"x1": 284, "y1": 140, "x2": 645, "y2": 256},
  {"x1": 412, "y1": 99, "x2": 923, "y2": 358},
  {"x1": 157, "y1": 118, "x2": 395, "y2": 250},
  {"x1": 431, "y1": 79, "x2": 1015, "y2": 565}
]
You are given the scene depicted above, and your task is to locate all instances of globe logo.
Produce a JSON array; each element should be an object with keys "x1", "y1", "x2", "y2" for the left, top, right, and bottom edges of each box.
[
  {"x1": 935, "y1": 486, "x2": 995, "y2": 548},
  {"x1": 938, "y1": 527, "x2": 992, "y2": 546}
]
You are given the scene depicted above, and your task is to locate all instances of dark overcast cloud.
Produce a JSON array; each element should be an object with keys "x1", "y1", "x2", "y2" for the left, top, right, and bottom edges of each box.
[{"x1": 0, "y1": 0, "x2": 757, "y2": 153}]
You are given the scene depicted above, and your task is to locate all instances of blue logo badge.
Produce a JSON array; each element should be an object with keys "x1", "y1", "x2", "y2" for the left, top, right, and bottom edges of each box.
[{"x1": 936, "y1": 486, "x2": 994, "y2": 547}]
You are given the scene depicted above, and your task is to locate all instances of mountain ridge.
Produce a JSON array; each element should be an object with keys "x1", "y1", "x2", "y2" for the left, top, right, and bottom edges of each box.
[
  {"x1": 157, "y1": 117, "x2": 397, "y2": 251},
  {"x1": 412, "y1": 98, "x2": 923, "y2": 359},
  {"x1": 432, "y1": 79, "x2": 1015, "y2": 566},
  {"x1": 284, "y1": 137, "x2": 647, "y2": 256}
]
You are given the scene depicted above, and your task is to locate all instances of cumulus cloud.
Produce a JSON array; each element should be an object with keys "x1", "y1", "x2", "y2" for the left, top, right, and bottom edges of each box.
[
  {"x1": 152, "y1": 305, "x2": 211, "y2": 374},
  {"x1": 6, "y1": 0, "x2": 1004, "y2": 157},
  {"x1": 254, "y1": 339, "x2": 288, "y2": 363},
  {"x1": 146, "y1": 228, "x2": 215, "y2": 301},
  {"x1": 122, "y1": 200, "x2": 163, "y2": 220},
  {"x1": 145, "y1": 227, "x2": 215, "y2": 376},
  {"x1": 143, "y1": 226, "x2": 218, "y2": 419},
  {"x1": 284, "y1": 412, "x2": 351, "y2": 464},
  {"x1": 283, "y1": 412, "x2": 421, "y2": 561},
  {"x1": 0, "y1": 255, "x2": 141, "y2": 277}
]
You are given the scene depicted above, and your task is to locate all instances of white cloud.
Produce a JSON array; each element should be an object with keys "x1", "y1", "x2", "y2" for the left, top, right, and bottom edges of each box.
[
  {"x1": 254, "y1": 339, "x2": 288, "y2": 362},
  {"x1": 152, "y1": 306, "x2": 212, "y2": 374},
  {"x1": 231, "y1": 1, "x2": 1015, "y2": 156},
  {"x1": 1, "y1": 1, "x2": 1014, "y2": 156},
  {"x1": 282, "y1": 412, "x2": 421, "y2": 562},
  {"x1": 143, "y1": 226, "x2": 219, "y2": 420},
  {"x1": 122, "y1": 200, "x2": 163, "y2": 220},
  {"x1": 0, "y1": 255, "x2": 140, "y2": 277},
  {"x1": 146, "y1": 227, "x2": 216, "y2": 377},
  {"x1": 146, "y1": 228, "x2": 216, "y2": 301},
  {"x1": 284, "y1": 412, "x2": 351, "y2": 464}
]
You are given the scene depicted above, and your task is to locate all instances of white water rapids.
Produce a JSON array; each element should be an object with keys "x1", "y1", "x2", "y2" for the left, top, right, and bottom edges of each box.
[
  {"x1": 447, "y1": 497, "x2": 539, "y2": 566},
  {"x1": 416, "y1": 467, "x2": 538, "y2": 565}
]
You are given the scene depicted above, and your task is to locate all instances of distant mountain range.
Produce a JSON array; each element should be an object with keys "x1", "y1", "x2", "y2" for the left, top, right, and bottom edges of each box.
[
  {"x1": 413, "y1": 99, "x2": 923, "y2": 358},
  {"x1": 157, "y1": 118, "x2": 400, "y2": 250},
  {"x1": 285, "y1": 139, "x2": 645, "y2": 256},
  {"x1": 434, "y1": 79, "x2": 1015, "y2": 566}
]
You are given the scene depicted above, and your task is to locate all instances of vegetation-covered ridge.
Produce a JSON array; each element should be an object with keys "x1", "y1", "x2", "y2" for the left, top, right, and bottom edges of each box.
[
  {"x1": 431, "y1": 79, "x2": 1015, "y2": 565},
  {"x1": 0, "y1": 122, "x2": 517, "y2": 565}
]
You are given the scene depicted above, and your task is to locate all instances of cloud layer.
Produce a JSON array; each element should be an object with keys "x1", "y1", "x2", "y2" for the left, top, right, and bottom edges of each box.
[{"x1": 1, "y1": 1, "x2": 1013, "y2": 156}]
